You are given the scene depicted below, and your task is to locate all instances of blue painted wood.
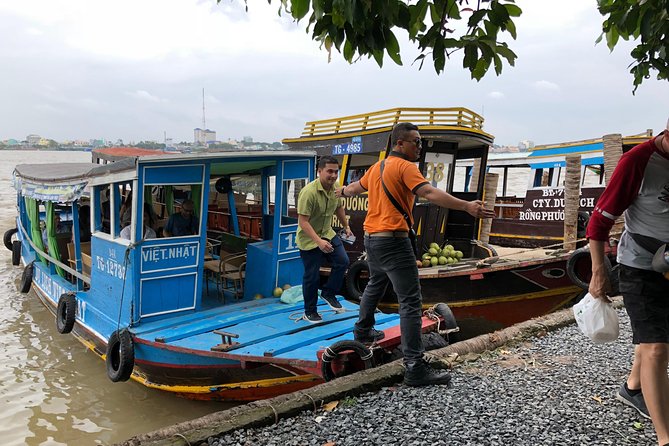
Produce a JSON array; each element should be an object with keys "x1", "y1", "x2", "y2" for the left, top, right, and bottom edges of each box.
[
  {"x1": 144, "y1": 165, "x2": 204, "y2": 185},
  {"x1": 227, "y1": 190, "x2": 240, "y2": 237}
]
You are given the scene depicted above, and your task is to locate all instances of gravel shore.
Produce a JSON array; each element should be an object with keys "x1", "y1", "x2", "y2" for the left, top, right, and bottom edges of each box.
[{"x1": 209, "y1": 309, "x2": 658, "y2": 446}]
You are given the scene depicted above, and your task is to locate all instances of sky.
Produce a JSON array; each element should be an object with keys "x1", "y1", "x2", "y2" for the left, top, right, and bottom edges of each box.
[{"x1": 0, "y1": 0, "x2": 666, "y2": 146}]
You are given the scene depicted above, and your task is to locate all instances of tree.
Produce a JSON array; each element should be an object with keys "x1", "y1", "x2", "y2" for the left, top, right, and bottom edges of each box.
[
  {"x1": 233, "y1": 0, "x2": 667, "y2": 90},
  {"x1": 597, "y1": 0, "x2": 669, "y2": 92}
]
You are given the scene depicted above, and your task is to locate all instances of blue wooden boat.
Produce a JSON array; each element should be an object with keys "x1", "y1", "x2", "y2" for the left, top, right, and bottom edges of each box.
[{"x1": 6, "y1": 151, "x2": 450, "y2": 401}]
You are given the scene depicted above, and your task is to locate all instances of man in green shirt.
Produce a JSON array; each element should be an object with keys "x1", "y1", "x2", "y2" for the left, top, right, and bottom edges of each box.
[{"x1": 297, "y1": 156, "x2": 353, "y2": 323}]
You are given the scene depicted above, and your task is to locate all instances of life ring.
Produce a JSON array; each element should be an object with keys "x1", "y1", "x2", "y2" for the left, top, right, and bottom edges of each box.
[
  {"x1": 106, "y1": 329, "x2": 135, "y2": 382},
  {"x1": 566, "y1": 246, "x2": 613, "y2": 291},
  {"x1": 11, "y1": 240, "x2": 21, "y2": 266},
  {"x1": 19, "y1": 262, "x2": 33, "y2": 293},
  {"x1": 321, "y1": 340, "x2": 374, "y2": 382},
  {"x1": 56, "y1": 293, "x2": 77, "y2": 334},
  {"x1": 345, "y1": 260, "x2": 369, "y2": 302},
  {"x1": 4, "y1": 227, "x2": 17, "y2": 251}
]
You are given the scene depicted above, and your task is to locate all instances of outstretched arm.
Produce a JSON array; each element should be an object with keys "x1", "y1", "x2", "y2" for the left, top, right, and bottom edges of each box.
[{"x1": 415, "y1": 185, "x2": 495, "y2": 219}]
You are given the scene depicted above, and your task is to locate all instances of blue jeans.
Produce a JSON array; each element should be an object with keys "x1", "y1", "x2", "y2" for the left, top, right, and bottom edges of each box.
[
  {"x1": 299, "y1": 235, "x2": 349, "y2": 315},
  {"x1": 355, "y1": 235, "x2": 424, "y2": 363}
]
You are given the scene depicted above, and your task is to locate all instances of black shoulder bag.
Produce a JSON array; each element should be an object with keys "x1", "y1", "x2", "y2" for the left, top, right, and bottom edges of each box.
[{"x1": 379, "y1": 160, "x2": 418, "y2": 256}]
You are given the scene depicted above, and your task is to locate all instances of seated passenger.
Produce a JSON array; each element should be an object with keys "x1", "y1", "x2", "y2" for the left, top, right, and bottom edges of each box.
[
  {"x1": 120, "y1": 204, "x2": 156, "y2": 240},
  {"x1": 42, "y1": 214, "x2": 69, "y2": 247},
  {"x1": 78, "y1": 204, "x2": 92, "y2": 243},
  {"x1": 163, "y1": 199, "x2": 198, "y2": 237}
]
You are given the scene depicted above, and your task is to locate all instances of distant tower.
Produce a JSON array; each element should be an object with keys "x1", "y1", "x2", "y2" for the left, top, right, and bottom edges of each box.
[{"x1": 202, "y1": 88, "x2": 206, "y2": 131}]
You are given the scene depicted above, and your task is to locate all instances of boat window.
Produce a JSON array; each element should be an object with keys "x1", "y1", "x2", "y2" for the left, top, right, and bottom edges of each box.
[
  {"x1": 422, "y1": 152, "x2": 454, "y2": 193},
  {"x1": 582, "y1": 164, "x2": 604, "y2": 187},
  {"x1": 345, "y1": 153, "x2": 377, "y2": 183},
  {"x1": 281, "y1": 179, "x2": 305, "y2": 226},
  {"x1": 153, "y1": 185, "x2": 201, "y2": 238}
]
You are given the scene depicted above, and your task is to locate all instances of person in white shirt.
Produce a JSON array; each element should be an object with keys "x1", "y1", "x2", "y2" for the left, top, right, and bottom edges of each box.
[{"x1": 120, "y1": 204, "x2": 156, "y2": 240}]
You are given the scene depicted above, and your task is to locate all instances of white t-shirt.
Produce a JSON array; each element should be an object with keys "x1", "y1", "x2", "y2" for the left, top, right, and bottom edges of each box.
[{"x1": 120, "y1": 225, "x2": 156, "y2": 240}]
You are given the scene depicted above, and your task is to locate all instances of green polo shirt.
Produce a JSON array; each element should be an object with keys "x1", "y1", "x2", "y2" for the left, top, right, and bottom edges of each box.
[{"x1": 296, "y1": 178, "x2": 343, "y2": 250}]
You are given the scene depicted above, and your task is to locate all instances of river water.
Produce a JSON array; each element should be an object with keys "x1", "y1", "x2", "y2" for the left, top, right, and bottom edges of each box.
[{"x1": 0, "y1": 151, "x2": 224, "y2": 446}]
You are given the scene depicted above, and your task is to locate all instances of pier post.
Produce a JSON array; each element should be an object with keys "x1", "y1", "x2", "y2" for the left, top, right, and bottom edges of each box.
[
  {"x1": 603, "y1": 134, "x2": 625, "y2": 237},
  {"x1": 479, "y1": 173, "x2": 498, "y2": 244},
  {"x1": 564, "y1": 154, "x2": 581, "y2": 250},
  {"x1": 469, "y1": 158, "x2": 482, "y2": 192}
]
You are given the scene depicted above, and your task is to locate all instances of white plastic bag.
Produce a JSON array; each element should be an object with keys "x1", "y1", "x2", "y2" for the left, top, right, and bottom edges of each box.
[{"x1": 573, "y1": 292, "x2": 619, "y2": 343}]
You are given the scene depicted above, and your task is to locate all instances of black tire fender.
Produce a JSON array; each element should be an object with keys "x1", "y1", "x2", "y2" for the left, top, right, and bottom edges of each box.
[
  {"x1": 56, "y1": 293, "x2": 77, "y2": 334},
  {"x1": 321, "y1": 340, "x2": 374, "y2": 382},
  {"x1": 433, "y1": 302, "x2": 459, "y2": 331},
  {"x1": 478, "y1": 241, "x2": 498, "y2": 257},
  {"x1": 566, "y1": 246, "x2": 612, "y2": 291},
  {"x1": 4, "y1": 227, "x2": 17, "y2": 251},
  {"x1": 106, "y1": 329, "x2": 135, "y2": 382},
  {"x1": 345, "y1": 260, "x2": 369, "y2": 302},
  {"x1": 11, "y1": 240, "x2": 21, "y2": 266},
  {"x1": 19, "y1": 262, "x2": 33, "y2": 293}
]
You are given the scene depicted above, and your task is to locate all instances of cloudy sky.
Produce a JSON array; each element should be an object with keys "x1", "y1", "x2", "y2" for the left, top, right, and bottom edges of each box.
[{"x1": 0, "y1": 0, "x2": 666, "y2": 146}]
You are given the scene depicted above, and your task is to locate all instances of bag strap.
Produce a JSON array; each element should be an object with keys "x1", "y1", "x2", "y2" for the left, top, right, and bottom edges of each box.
[{"x1": 380, "y1": 160, "x2": 412, "y2": 231}]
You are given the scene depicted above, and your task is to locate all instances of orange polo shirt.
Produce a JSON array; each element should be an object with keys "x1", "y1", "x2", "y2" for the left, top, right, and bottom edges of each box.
[{"x1": 359, "y1": 152, "x2": 429, "y2": 233}]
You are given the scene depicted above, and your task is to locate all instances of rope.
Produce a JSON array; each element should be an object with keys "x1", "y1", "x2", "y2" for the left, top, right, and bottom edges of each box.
[
  {"x1": 267, "y1": 402, "x2": 279, "y2": 424},
  {"x1": 172, "y1": 433, "x2": 191, "y2": 446},
  {"x1": 303, "y1": 393, "x2": 318, "y2": 412},
  {"x1": 476, "y1": 231, "x2": 622, "y2": 263},
  {"x1": 422, "y1": 304, "x2": 443, "y2": 333}
]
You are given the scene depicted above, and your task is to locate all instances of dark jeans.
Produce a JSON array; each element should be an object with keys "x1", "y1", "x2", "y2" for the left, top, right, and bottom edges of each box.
[
  {"x1": 299, "y1": 235, "x2": 349, "y2": 315},
  {"x1": 355, "y1": 235, "x2": 423, "y2": 363}
]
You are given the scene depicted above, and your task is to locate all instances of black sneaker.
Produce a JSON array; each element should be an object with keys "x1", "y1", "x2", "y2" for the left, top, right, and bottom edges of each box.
[
  {"x1": 304, "y1": 312, "x2": 323, "y2": 323},
  {"x1": 320, "y1": 293, "x2": 344, "y2": 312},
  {"x1": 354, "y1": 328, "x2": 385, "y2": 344},
  {"x1": 617, "y1": 383, "x2": 650, "y2": 419},
  {"x1": 403, "y1": 359, "x2": 452, "y2": 387}
]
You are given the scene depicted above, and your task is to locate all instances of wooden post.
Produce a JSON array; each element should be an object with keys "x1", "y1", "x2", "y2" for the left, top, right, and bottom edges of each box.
[
  {"x1": 603, "y1": 134, "x2": 625, "y2": 236},
  {"x1": 479, "y1": 173, "x2": 498, "y2": 244},
  {"x1": 564, "y1": 155, "x2": 581, "y2": 250},
  {"x1": 603, "y1": 134, "x2": 623, "y2": 185},
  {"x1": 469, "y1": 158, "x2": 481, "y2": 193}
]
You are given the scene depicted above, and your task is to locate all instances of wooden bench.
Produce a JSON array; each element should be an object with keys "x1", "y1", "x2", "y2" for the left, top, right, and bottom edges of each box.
[{"x1": 67, "y1": 241, "x2": 92, "y2": 277}]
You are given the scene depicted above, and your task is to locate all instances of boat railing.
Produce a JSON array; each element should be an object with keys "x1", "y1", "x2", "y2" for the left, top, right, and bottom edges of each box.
[
  {"x1": 298, "y1": 107, "x2": 484, "y2": 137},
  {"x1": 17, "y1": 220, "x2": 91, "y2": 285}
]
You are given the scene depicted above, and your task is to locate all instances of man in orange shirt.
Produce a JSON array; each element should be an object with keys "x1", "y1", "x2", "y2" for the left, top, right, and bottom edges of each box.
[{"x1": 337, "y1": 122, "x2": 494, "y2": 387}]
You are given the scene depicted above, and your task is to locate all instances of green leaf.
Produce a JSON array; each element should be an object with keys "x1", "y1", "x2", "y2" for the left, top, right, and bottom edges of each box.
[
  {"x1": 343, "y1": 39, "x2": 354, "y2": 62},
  {"x1": 372, "y1": 49, "x2": 384, "y2": 67},
  {"x1": 385, "y1": 29, "x2": 403, "y2": 65},
  {"x1": 468, "y1": 10, "x2": 487, "y2": 28},
  {"x1": 505, "y1": 19, "x2": 517, "y2": 39},
  {"x1": 472, "y1": 56, "x2": 488, "y2": 80},
  {"x1": 291, "y1": 0, "x2": 310, "y2": 20},
  {"x1": 504, "y1": 3, "x2": 522, "y2": 17},
  {"x1": 606, "y1": 27, "x2": 619, "y2": 51}
]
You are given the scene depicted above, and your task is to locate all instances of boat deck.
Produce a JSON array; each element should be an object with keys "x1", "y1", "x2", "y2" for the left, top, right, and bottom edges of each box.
[{"x1": 133, "y1": 297, "x2": 401, "y2": 364}]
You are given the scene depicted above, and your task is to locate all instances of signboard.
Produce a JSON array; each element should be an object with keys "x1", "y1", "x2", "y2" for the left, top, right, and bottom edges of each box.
[
  {"x1": 332, "y1": 136, "x2": 362, "y2": 155},
  {"x1": 140, "y1": 242, "x2": 199, "y2": 273}
]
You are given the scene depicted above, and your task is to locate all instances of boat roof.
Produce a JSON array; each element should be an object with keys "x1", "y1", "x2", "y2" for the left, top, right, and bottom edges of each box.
[
  {"x1": 282, "y1": 107, "x2": 494, "y2": 154},
  {"x1": 14, "y1": 150, "x2": 316, "y2": 184}
]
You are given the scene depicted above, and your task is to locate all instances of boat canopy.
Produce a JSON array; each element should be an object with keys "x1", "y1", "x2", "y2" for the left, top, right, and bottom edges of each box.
[{"x1": 13, "y1": 159, "x2": 137, "y2": 203}]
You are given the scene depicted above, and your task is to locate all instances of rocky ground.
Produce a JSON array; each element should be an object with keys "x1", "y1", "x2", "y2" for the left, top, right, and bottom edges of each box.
[{"x1": 207, "y1": 309, "x2": 657, "y2": 446}]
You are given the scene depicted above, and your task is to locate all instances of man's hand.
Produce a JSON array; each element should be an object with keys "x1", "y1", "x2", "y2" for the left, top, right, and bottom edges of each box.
[
  {"x1": 344, "y1": 226, "x2": 353, "y2": 238},
  {"x1": 588, "y1": 266, "x2": 612, "y2": 302},
  {"x1": 335, "y1": 187, "x2": 345, "y2": 198},
  {"x1": 463, "y1": 200, "x2": 495, "y2": 219},
  {"x1": 318, "y1": 239, "x2": 334, "y2": 253}
]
